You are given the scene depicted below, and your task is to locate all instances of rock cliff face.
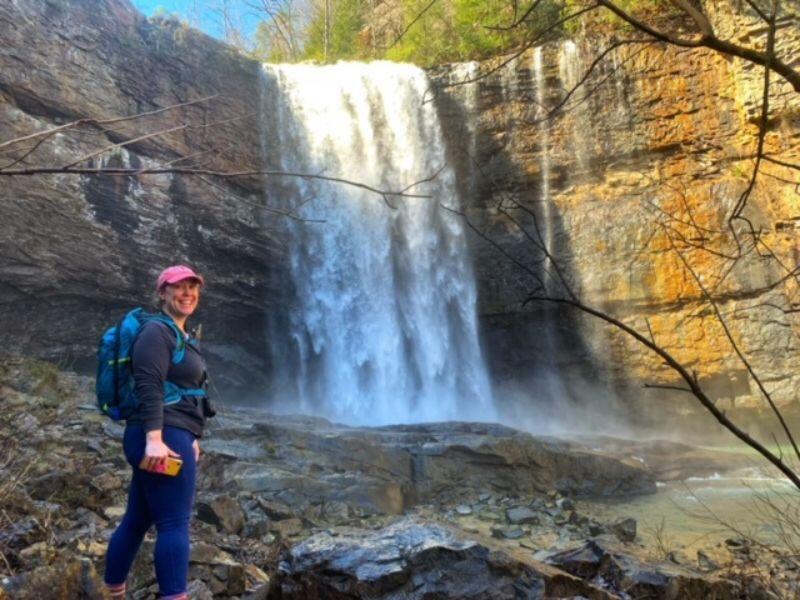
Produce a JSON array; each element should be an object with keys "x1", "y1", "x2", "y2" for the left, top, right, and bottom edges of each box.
[
  {"x1": 431, "y1": 2, "x2": 800, "y2": 433},
  {"x1": 1, "y1": 0, "x2": 798, "y2": 429},
  {"x1": 0, "y1": 0, "x2": 278, "y2": 391}
]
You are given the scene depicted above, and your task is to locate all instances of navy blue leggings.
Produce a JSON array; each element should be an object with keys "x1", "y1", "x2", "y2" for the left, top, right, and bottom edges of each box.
[{"x1": 104, "y1": 425, "x2": 197, "y2": 597}]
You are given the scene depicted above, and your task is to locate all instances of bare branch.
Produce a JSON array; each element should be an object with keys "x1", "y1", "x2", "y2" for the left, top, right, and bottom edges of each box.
[
  {"x1": 524, "y1": 40, "x2": 654, "y2": 127},
  {"x1": 525, "y1": 290, "x2": 800, "y2": 490},
  {"x1": 664, "y1": 225, "x2": 800, "y2": 463},
  {"x1": 0, "y1": 166, "x2": 434, "y2": 201},
  {"x1": 63, "y1": 124, "x2": 188, "y2": 169},
  {"x1": 597, "y1": 0, "x2": 800, "y2": 92},
  {"x1": 762, "y1": 155, "x2": 800, "y2": 171},
  {"x1": 730, "y1": 0, "x2": 778, "y2": 223},
  {"x1": 668, "y1": 0, "x2": 714, "y2": 37},
  {"x1": 0, "y1": 95, "x2": 218, "y2": 151},
  {"x1": 486, "y1": 0, "x2": 545, "y2": 31},
  {"x1": 743, "y1": 0, "x2": 771, "y2": 22},
  {"x1": 429, "y1": 3, "x2": 601, "y2": 96},
  {"x1": 379, "y1": 0, "x2": 441, "y2": 51},
  {"x1": 644, "y1": 383, "x2": 694, "y2": 394}
]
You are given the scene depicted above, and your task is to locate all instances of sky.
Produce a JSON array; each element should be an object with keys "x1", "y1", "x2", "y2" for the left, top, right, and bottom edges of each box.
[{"x1": 131, "y1": 0, "x2": 262, "y2": 43}]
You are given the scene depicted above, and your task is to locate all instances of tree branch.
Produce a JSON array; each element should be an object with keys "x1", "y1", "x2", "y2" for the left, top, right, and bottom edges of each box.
[{"x1": 597, "y1": 0, "x2": 800, "y2": 92}]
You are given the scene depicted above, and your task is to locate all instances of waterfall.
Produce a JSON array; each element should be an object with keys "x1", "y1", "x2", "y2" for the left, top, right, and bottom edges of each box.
[
  {"x1": 530, "y1": 47, "x2": 571, "y2": 411},
  {"x1": 558, "y1": 41, "x2": 591, "y2": 173},
  {"x1": 260, "y1": 62, "x2": 495, "y2": 426},
  {"x1": 533, "y1": 47, "x2": 552, "y2": 264}
]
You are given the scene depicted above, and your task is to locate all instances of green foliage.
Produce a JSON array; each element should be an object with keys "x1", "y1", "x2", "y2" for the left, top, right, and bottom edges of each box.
[
  {"x1": 563, "y1": 0, "x2": 678, "y2": 34},
  {"x1": 250, "y1": 8, "x2": 303, "y2": 63},
  {"x1": 386, "y1": 0, "x2": 562, "y2": 66},
  {"x1": 252, "y1": 21, "x2": 285, "y2": 62},
  {"x1": 246, "y1": 0, "x2": 677, "y2": 66},
  {"x1": 302, "y1": 0, "x2": 369, "y2": 62}
]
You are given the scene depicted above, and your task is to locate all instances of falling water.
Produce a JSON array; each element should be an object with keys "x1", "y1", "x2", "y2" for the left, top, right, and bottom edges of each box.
[
  {"x1": 530, "y1": 47, "x2": 571, "y2": 411},
  {"x1": 558, "y1": 41, "x2": 591, "y2": 172},
  {"x1": 533, "y1": 47, "x2": 552, "y2": 262},
  {"x1": 260, "y1": 62, "x2": 495, "y2": 425}
]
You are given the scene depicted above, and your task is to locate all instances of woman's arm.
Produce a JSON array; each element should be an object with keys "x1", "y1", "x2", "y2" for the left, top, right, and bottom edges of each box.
[{"x1": 132, "y1": 322, "x2": 179, "y2": 466}]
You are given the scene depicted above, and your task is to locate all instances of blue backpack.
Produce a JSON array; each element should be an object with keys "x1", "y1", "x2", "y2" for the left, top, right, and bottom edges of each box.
[{"x1": 96, "y1": 308, "x2": 206, "y2": 420}]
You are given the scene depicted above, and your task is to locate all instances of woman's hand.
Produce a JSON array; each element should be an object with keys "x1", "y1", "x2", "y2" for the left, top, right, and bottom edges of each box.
[
  {"x1": 193, "y1": 439, "x2": 200, "y2": 463},
  {"x1": 142, "y1": 430, "x2": 180, "y2": 472}
]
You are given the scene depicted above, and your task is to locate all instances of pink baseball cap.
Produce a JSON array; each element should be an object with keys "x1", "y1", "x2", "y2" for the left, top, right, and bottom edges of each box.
[{"x1": 156, "y1": 265, "x2": 205, "y2": 291}]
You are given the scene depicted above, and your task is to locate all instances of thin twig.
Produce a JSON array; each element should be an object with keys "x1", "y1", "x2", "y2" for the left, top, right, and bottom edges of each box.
[{"x1": 0, "y1": 95, "x2": 218, "y2": 150}]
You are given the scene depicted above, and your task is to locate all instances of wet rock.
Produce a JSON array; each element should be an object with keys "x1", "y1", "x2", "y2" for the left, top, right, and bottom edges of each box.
[
  {"x1": 0, "y1": 517, "x2": 45, "y2": 551},
  {"x1": 197, "y1": 495, "x2": 245, "y2": 534},
  {"x1": 317, "y1": 500, "x2": 351, "y2": 523},
  {"x1": 545, "y1": 540, "x2": 739, "y2": 599},
  {"x1": 477, "y1": 507, "x2": 504, "y2": 522},
  {"x1": 216, "y1": 416, "x2": 656, "y2": 518},
  {"x1": 697, "y1": 549, "x2": 720, "y2": 572},
  {"x1": 269, "y1": 517, "x2": 549, "y2": 599},
  {"x1": 544, "y1": 539, "x2": 608, "y2": 579},
  {"x1": 187, "y1": 578, "x2": 214, "y2": 600},
  {"x1": 256, "y1": 498, "x2": 297, "y2": 521},
  {"x1": 529, "y1": 497, "x2": 546, "y2": 511},
  {"x1": 90, "y1": 471, "x2": 122, "y2": 494},
  {"x1": 556, "y1": 497, "x2": 575, "y2": 511},
  {"x1": 0, "y1": 559, "x2": 106, "y2": 599},
  {"x1": 103, "y1": 505, "x2": 126, "y2": 520},
  {"x1": 268, "y1": 517, "x2": 306, "y2": 541},
  {"x1": 491, "y1": 526, "x2": 526, "y2": 540},
  {"x1": 189, "y1": 543, "x2": 247, "y2": 596},
  {"x1": 609, "y1": 517, "x2": 637, "y2": 542},
  {"x1": 18, "y1": 541, "x2": 57, "y2": 565},
  {"x1": 245, "y1": 563, "x2": 270, "y2": 589},
  {"x1": 568, "y1": 511, "x2": 589, "y2": 528},
  {"x1": 455, "y1": 504, "x2": 473, "y2": 516},
  {"x1": 506, "y1": 506, "x2": 539, "y2": 525},
  {"x1": 588, "y1": 520, "x2": 605, "y2": 537},
  {"x1": 242, "y1": 513, "x2": 271, "y2": 539}
]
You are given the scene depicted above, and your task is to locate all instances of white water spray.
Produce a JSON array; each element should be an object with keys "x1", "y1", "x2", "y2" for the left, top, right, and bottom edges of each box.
[{"x1": 260, "y1": 62, "x2": 495, "y2": 425}]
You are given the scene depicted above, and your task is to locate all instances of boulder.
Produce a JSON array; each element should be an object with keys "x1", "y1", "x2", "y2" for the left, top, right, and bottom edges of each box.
[
  {"x1": 189, "y1": 542, "x2": 247, "y2": 596},
  {"x1": 609, "y1": 518, "x2": 637, "y2": 543},
  {"x1": 187, "y1": 578, "x2": 214, "y2": 600},
  {"x1": 506, "y1": 506, "x2": 540, "y2": 525},
  {"x1": 491, "y1": 526, "x2": 526, "y2": 540},
  {"x1": 269, "y1": 516, "x2": 613, "y2": 599},
  {"x1": 196, "y1": 495, "x2": 245, "y2": 534},
  {"x1": 256, "y1": 498, "x2": 297, "y2": 521},
  {"x1": 211, "y1": 413, "x2": 657, "y2": 520},
  {"x1": 267, "y1": 517, "x2": 306, "y2": 541},
  {"x1": 0, "y1": 559, "x2": 106, "y2": 599},
  {"x1": 544, "y1": 540, "x2": 740, "y2": 599}
]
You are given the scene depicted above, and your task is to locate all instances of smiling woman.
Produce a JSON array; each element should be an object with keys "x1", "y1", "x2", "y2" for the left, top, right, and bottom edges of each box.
[
  {"x1": 103, "y1": 264, "x2": 216, "y2": 600},
  {"x1": 157, "y1": 265, "x2": 203, "y2": 323}
]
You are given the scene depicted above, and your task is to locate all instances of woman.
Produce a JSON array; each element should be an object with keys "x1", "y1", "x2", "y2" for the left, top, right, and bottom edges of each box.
[{"x1": 104, "y1": 265, "x2": 215, "y2": 600}]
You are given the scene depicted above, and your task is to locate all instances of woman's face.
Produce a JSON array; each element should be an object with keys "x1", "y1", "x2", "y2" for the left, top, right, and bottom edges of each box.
[{"x1": 160, "y1": 279, "x2": 201, "y2": 319}]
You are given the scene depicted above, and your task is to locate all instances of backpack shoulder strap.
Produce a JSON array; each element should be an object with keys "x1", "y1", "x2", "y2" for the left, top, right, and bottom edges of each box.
[{"x1": 139, "y1": 313, "x2": 187, "y2": 365}]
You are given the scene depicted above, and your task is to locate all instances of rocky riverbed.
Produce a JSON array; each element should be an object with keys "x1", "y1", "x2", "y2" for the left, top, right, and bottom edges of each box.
[{"x1": 0, "y1": 357, "x2": 796, "y2": 599}]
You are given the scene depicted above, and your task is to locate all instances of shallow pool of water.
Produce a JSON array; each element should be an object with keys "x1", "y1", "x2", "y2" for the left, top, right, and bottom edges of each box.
[{"x1": 581, "y1": 467, "x2": 800, "y2": 555}]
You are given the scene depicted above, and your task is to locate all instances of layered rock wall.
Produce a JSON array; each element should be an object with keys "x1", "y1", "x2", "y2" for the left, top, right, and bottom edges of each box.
[
  {"x1": 432, "y1": 1, "x2": 800, "y2": 433},
  {"x1": 0, "y1": 0, "x2": 280, "y2": 390},
  {"x1": 2, "y1": 0, "x2": 798, "y2": 431}
]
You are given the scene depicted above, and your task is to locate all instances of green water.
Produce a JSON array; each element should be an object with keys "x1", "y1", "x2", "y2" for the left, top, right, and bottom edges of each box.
[{"x1": 581, "y1": 468, "x2": 800, "y2": 556}]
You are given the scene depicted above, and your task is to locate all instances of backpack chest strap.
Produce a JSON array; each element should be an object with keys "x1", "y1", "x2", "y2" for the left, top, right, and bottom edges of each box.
[{"x1": 163, "y1": 381, "x2": 207, "y2": 406}]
